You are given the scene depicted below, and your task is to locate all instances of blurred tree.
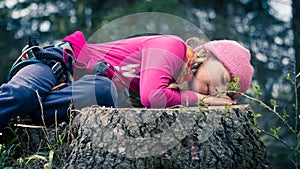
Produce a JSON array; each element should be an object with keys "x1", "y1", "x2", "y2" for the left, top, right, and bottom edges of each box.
[
  {"x1": 0, "y1": 0, "x2": 23, "y2": 83},
  {"x1": 293, "y1": 0, "x2": 300, "y2": 113}
]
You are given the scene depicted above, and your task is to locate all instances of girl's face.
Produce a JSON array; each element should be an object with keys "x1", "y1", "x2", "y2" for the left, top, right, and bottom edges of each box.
[{"x1": 190, "y1": 58, "x2": 231, "y2": 95}]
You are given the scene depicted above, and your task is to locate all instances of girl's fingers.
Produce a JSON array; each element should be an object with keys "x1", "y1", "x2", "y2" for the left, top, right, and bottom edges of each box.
[{"x1": 204, "y1": 96, "x2": 236, "y2": 106}]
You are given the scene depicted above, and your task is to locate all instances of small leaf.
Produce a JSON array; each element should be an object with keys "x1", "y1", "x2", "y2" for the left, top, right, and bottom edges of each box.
[
  {"x1": 282, "y1": 110, "x2": 289, "y2": 121},
  {"x1": 44, "y1": 163, "x2": 50, "y2": 169},
  {"x1": 255, "y1": 113, "x2": 262, "y2": 118},
  {"x1": 254, "y1": 85, "x2": 262, "y2": 99},
  {"x1": 26, "y1": 155, "x2": 48, "y2": 164},
  {"x1": 48, "y1": 150, "x2": 54, "y2": 169},
  {"x1": 59, "y1": 134, "x2": 63, "y2": 146},
  {"x1": 270, "y1": 99, "x2": 276, "y2": 106},
  {"x1": 271, "y1": 126, "x2": 281, "y2": 139},
  {"x1": 36, "y1": 152, "x2": 49, "y2": 156},
  {"x1": 251, "y1": 112, "x2": 262, "y2": 125},
  {"x1": 17, "y1": 157, "x2": 24, "y2": 168},
  {"x1": 227, "y1": 77, "x2": 240, "y2": 93},
  {"x1": 225, "y1": 104, "x2": 231, "y2": 110},
  {"x1": 286, "y1": 73, "x2": 291, "y2": 81},
  {"x1": 259, "y1": 102, "x2": 267, "y2": 108},
  {"x1": 270, "y1": 99, "x2": 278, "y2": 112}
]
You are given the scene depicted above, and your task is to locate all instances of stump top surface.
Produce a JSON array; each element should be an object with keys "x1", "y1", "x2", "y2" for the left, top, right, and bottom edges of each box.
[{"x1": 87, "y1": 104, "x2": 250, "y2": 111}]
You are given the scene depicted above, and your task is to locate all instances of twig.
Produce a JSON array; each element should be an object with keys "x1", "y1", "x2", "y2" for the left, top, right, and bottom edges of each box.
[
  {"x1": 15, "y1": 124, "x2": 45, "y2": 129},
  {"x1": 35, "y1": 90, "x2": 51, "y2": 146},
  {"x1": 241, "y1": 93, "x2": 297, "y2": 136},
  {"x1": 250, "y1": 123, "x2": 300, "y2": 155},
  {"x1": 55, "y1": 110, "x2": 58, "y2": 144}
]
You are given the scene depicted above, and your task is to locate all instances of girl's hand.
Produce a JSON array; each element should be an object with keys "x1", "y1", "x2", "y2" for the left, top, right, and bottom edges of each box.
[{"x1": 196, "y1": 93, "x2": 236, "y2": 106}]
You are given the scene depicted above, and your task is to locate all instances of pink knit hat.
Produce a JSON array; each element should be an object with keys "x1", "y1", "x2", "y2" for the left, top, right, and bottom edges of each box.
[{"x1": 204, "y1": 40, "x2": 254, "y2": 99}]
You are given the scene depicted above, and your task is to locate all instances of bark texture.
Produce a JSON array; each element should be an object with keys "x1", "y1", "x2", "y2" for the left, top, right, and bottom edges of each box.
[{"x1": 64, "y1": 104, "x2": 268, "y2": 169}]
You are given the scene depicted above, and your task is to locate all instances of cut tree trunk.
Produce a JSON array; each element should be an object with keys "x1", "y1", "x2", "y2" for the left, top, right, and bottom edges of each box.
[{"x1": 64, "y1": 104, "x2": 268, "y2": 169}]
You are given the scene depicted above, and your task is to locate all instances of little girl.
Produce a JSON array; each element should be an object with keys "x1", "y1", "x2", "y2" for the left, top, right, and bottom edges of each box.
[
  {"x1": 64, "y1": 31, "x2": 253, "y2": 107},
  {"x1": 0, "y1": 31, "x2": 254, "y2": 127}
]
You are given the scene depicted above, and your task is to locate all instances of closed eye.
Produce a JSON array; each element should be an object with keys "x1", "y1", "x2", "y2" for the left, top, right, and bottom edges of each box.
[
  {"x1": 207, "y1": 84, "x2": 210, "y2": 95},
  {"x1": 220, "y1": 75, "x2": 227, "y2": 86}
]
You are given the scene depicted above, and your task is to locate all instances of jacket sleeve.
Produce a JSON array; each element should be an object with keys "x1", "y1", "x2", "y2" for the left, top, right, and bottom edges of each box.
[{"x1": 139, "y1": 36, "x2": 199, "y2": 108}]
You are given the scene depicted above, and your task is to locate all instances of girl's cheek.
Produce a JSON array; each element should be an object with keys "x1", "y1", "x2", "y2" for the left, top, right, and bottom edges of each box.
[{"x1": 197, "y1": 83, "x2": 208, "y2": 95}]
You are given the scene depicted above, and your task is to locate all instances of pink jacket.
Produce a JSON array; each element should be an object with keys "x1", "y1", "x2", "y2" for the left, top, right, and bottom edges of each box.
[{"x1": 63, "y1": 31, "x2": 198, "y2": 108}]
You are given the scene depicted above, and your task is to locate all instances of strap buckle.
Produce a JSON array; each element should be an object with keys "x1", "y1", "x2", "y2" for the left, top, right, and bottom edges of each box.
[{"x1": 51, "y1": 62, "x2": 64, "y2": 80}]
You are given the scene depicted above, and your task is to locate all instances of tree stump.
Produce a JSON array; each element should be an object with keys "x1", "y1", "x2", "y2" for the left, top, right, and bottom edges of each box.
[{"x1": 65, "y1": 104, "x2": 268, "y2": 169}]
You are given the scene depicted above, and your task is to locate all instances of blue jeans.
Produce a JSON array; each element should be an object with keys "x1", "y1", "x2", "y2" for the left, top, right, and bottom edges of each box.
[{"x1": 0, "y1": 63, "x2": 117, "y2": 127}]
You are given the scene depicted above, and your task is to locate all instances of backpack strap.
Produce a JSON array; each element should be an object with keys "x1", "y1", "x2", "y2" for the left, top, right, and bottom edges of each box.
[
  {"x1": 7, "y1": 38, "x2": 74, "y2": 90},
  {"x1": 7, "y1": 58, "x2": 44, "y2": 80}
]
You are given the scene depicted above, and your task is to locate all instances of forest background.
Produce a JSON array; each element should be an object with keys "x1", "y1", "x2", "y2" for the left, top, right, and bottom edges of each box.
[{"x1": 0, "y1": 0, "x2": 299, "y2": 168}]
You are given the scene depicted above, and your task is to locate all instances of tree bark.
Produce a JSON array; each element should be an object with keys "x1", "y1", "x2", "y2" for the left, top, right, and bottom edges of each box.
[{"x1": 64, "y1": 104, "x2": 268, "y2": 169}]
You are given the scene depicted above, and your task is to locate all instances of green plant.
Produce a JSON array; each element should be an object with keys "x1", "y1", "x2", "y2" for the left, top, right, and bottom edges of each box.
[
  {"x1": 0, "y1": 90, "x2": 74, "y2": 168},
  {"x1": 227, "y1": 73, "x2": 300, "y2": 168},
  {"x1": 1, "y1": 121, "x2": 72, "y2": 168},
  {"x1": 0, "y1": 143, "x2": 20, "y2": 168}
]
